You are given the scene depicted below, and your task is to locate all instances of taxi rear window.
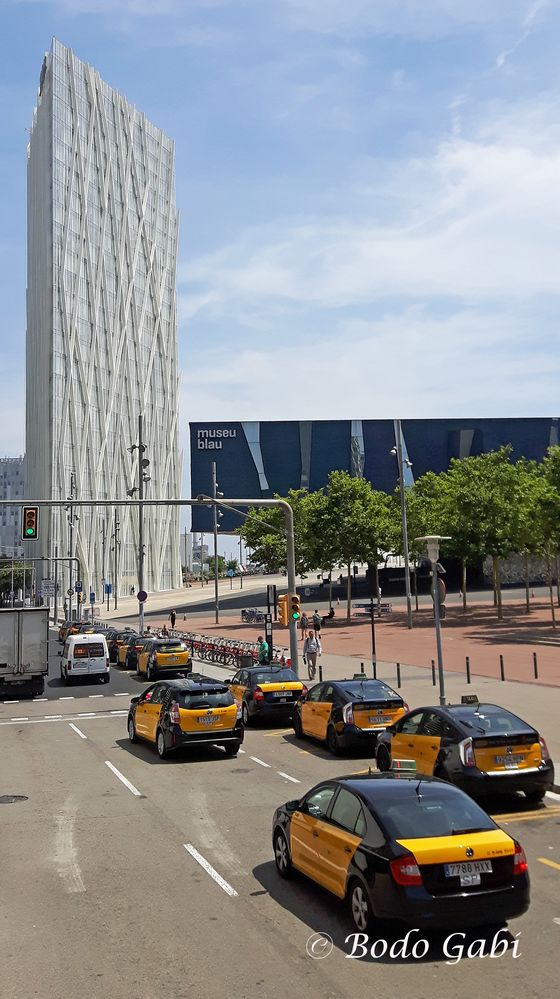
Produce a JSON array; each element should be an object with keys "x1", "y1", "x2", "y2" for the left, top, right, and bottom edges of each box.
[
  {"x1": 374, "y1": 790, "x2": 495, "y2": 839},
  {"x1": 157, "y1": 642, "x2": 185, "y2": 652},
  {"x1": 177, "y1": 690, "x2": 234, "y2": 709},
  {"x1": 73, "y1": 643, "x2": 105, "y2": 659},
  {"x1": 448, "y1": 705, "x2": 532, "y2": 735},
  {"x1": 340, "y1": 681, "x2": 399, "y2": 700},
  {"x1": 252, "y1": 668, "x2": 297, "y2": 684}
]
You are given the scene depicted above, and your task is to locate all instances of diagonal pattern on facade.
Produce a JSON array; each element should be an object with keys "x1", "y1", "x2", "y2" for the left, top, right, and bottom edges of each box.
[{"x1": 26, "y1": 39, "x2": 181, "y2": 598}]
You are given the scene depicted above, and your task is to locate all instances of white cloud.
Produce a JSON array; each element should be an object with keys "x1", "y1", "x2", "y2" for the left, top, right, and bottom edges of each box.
[{"x1": 183, "y1": 98, "x2": 560, "y2": 315}]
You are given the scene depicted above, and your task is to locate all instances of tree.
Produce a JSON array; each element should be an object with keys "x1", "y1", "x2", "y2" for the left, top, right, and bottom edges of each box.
[
  {"x1": 235, "y1": 489, "x2": 312, "y2": 575},
  {"x1": 0, "y1": 561, "x2": 25, "y2": 601},
  {"x1": 226, "y1": 558, "x2": 238, "y2": 574},
  {"x1": 206, "y1": 555, "x2": 226, "y2": 576}
]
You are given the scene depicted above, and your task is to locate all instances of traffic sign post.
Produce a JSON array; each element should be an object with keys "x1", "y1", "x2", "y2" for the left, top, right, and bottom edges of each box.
[
  {"x1": 227, "y1": 567, "x2": 234, "y2": 589},
  {"x1": 137, "y1": 590, "x2": 148, "y2": 603},
  {"x1": 74, "y1": 580, "x2": 83, "y2": 593},
  {"x1": 264, "y1": 612, "x2": 273, "y2": 664},
  {"x1": 90, "y1": 592, "x2": 95, "y2": 623}
]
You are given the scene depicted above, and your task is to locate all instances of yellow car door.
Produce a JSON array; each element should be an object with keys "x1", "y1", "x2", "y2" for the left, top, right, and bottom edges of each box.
[
  {"x1": 415, "y1": 710, "x2": 445, "y2": 774},
  {"x1": 319, "y1": 788, "x2": 366, "y2": 898},
  {"x1": 289, "y1": 784, "x2": 337, "y2": 881},
  {"x1": 144, "y1": 683, "x2": 166, "y2": 742},
  {"x1": 228, "y1": 671, "x2": 248, "y2": 707},
  {"x1": 390, "y1": 710, "x2": 426, "y2": 770},
  {"x1": 134, "y1": 690, "x2": 153, "y2": 737},
  {"x1": 301, "y1": 683, "x2": 328, "y2": 738}
]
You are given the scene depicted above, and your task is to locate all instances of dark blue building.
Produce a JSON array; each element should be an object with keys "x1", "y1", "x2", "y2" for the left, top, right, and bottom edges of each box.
[{"x1": 190, "y1": 418, "x2": 559, "y2": 532}]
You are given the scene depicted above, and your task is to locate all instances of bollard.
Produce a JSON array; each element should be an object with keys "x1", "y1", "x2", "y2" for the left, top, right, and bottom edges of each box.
[
  {"x1": 319, "y1": 659, "x2": 323, "y2": 682},
  {"x1": 499, "y1": 654, "x2": 505, "y2": 681},
  {"x1": 431, "y1": 659, "x2": 436, "y2": 686},
  {"x1": 466, "y1": 656, "x2": 471, "y2": 684},
  {"x1": 396, "y1": 662, "x2": 401, "y2": 687},
  {"x1": 533, "y1": 651, "x2": 538, "y2": 679},
  {"x1": 373, "y1": 659, "x2": 377, "y2": 680}
]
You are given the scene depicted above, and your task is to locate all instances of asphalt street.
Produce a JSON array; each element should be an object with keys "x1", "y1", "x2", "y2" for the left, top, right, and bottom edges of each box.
[{"x1": 1, "y1": 638, "x2": 559, "y2": 998}]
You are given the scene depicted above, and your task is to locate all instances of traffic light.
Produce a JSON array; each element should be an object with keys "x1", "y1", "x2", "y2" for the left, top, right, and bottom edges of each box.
[
  {"x1": 290, "y1": 593, "x2": 301, "y2": 621},
  {"x1": 78, "y1": 592, "x2": 84, "y2": 604},
  {"x1": 22, "y1": 506, "x2": 39, "y2": 541},
  {"x1": 277, "y1": 593, "x2": 289, "y2": 626}
]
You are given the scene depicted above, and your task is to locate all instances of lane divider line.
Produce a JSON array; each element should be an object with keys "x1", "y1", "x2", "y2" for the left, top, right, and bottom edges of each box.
[
  {"x1": 69, "y1": 723, "x2": 87, "y2": 740},
  {"x1": 277, "y1": 771, "x2": 300, "y2": 784},
  {"x1": 250, "y1": 756, "x2": 271, "y2": 768},
  {"x1": 77, "y1": 713, "x2": 96, "y2": 718},
  {"x1": 105, "y1": 761, "x2": 142, "y2": 797},
  {"x1": 88, "y1": 694, "x2": 104, "y2": 699},
  {"x1": 113, "y1": 692, "x2": 130, "y2": 696},
  {"x1": 60, "y1": 696, "x2": 75, "y2": 700},
  {"x1": 45, "y1": 715, "x2": 63, "y2": 720},
  {"x1": 4, "y1": 700, "x2": 20, "y2": 704},
  {"x1": 33, "y1": 698, "x2": 47, "y2": 702},
  {"x1": 538, "y1": 857, "x2": 560, "y2": 871},
  {"x1": 11, "y1": 716, "x2": 28, "y2": 721},
  {"x1": 183, "y1": 844, "x2": 238, "y2": 897}
]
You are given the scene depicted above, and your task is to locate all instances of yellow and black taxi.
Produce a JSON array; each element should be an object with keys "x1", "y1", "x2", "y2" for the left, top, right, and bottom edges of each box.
[
  {"x1": 117, "y1": 631, "x2": 140, "y2": 667},
  {"x1": 58, "y1": 620, "x2": 73, "y2": 643},
  {"x1": 375, "y1": 698, "x2": 554, "y2": 803},
  {"x1": 58, "y1": 620, "x2": 92, "y2": 643},
  {"x1": 124, "y1": 635, "x2": 150, "y2": 671},
  {"x1": 136, "y1": 638, "x2": 191, "y2": 680},
  {"x1": 127, "y1": 674, "x2": 244, "y2": 759},
  {"x1": 227, "y1": 665, "x2": 307, "y2": 725},
  {"x1": 106, "y1": 628, "x2": 136, "y2": 664},
  {"x1": 293, "y1": 675, "x2": 408, "y2": 754},
  {"x1": 272, "y1": 771, "x2": 530, "y2": 932}
]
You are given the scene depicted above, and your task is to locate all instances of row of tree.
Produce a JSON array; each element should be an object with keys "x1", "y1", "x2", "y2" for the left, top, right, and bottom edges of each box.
[{"x1": 236, "y1": 446, "x2": 560, "y2": 625}]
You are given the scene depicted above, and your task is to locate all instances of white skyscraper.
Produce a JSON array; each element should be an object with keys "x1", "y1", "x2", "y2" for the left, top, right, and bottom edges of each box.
[{"x1": 26, "y1": 39, "x2": 181, "y2": 599}]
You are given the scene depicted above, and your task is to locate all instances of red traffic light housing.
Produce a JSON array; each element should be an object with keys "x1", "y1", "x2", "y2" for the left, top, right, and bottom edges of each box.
[{"x1": 22, "y1": 506, "x2": 39, "y2": 541}]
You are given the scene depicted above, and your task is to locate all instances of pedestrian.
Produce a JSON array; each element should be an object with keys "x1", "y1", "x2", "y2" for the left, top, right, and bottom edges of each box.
[
  {"x1": 312, "y1": 609, "x2": 322, "y2": 637},
  {"x1": 303, "y1": 630, "x2": 322, "y2": 675},
  {"x1": 257, "y1": 635, "x2": 269, "y2": 664},
  {"x1": 300, "y1": 611, "x2": 309, "y2": 639},
  {"x1": 170, "y1": 609, "x2": 176, "y2": 629},
  {"x1": 144, "y1": 624, "x2": 152, "y2": 637},
  {"x1": 161, "y1": 624, "x2": 169, "y2": 637}
]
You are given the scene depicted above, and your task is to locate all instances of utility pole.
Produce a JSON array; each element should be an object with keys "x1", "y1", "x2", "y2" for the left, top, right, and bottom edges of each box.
[
  {"x1": 183, "y1": 526, "x2": 188, "y2": 584},
  {"x1": 112, "y1": 513, "x2": 120, "y2": 610},
  {"x1": 239, "y1": 534, "x2": 243, "y2": 589},
  {"x1": 127, "y1": 413, "x2": 150, "y2": 633},
  {"x1": 67, "y1": 471, "x2": 77, "y2": 621},
  {"x1": 394, "y1": 420, "x2": 413, "y2": 629},
  {"x1": 200, "y1": 532, "x2": 204, "y2": 584},
  {"x1": 212, "y1": 461, "x2": 220, "y2": 625},
  {"x1": 53, "y1": 543, "x2": 59, "y2": 625}
]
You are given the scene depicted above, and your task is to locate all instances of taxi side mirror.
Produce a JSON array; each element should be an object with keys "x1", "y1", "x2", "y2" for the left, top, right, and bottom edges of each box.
[
  {"x1": 130, "y1": 696, "x2": 140, "y2": 705},
  {"x1": 386, "y1": 724, "x2": 397, "y2": 734},
  {"x1": 286, "y1": 799, "x2": 300, "y2": 811}
]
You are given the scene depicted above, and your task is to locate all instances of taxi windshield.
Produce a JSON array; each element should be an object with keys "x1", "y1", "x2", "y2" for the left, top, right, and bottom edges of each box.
[
  {"x1": 177, "y1": 691, "x2": 233, "y2": 709},
  {"x1": 373, "y1": 789, "x2": 495, "y2": 839},
  {"x1": 253, "y1": 668, "x2": 298, "y2": 684}
]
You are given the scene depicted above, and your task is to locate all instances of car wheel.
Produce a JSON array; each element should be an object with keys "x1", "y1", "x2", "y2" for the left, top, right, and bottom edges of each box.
[
  {"x1": 128, "y1": 716, "x2": 137, "y2": 743},
  {"x1": 376, "y1": 744, "x2": 391, "y2": 772},
  {"x1": 156, "y1": 729, "x2": 168, "y2": 759},
  {"x1": 273, "y1": 829, "x2": 293, "y2": 879},
  {"x1": 102, "y1": 674, "x2": 110, "y2": 684},
  {"x1": 293, "y1": 710, "x2": 304, "y2": 739},
  {"x1": 223, "y1": 742, "x2": 240, "y2": 758},
  {"x1": 147, "y1": 662, "x2": 154, "y2": 681},
  {"x1": 525, "y1": 787, "x2": 546, "y2": 803},
  {"x1": 241, "y1": 702, "x2": 250, "y2": 727},
  {"x1": 348, "y1": 878, "x2": 373, "y2": 932},
  {"x1": 63, "y1": 672, "x2": 71, "y2": 687},
  {"x1": 327, "y1": 725, "x2": 339, "y2": 756}
]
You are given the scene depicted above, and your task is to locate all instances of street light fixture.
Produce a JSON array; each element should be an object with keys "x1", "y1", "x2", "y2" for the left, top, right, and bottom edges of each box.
[{"x1": 415, "y1": 535, "x2": 451, "y2": 706}]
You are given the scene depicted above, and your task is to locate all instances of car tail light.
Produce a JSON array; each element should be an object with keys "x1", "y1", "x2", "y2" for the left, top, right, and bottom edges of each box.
[
  {"x1": 106, "y1": 658, "x2": 110, "y2": 668},
  {"x1": 67, "y1": 661, "x2": 72, "y2": 670},
  {"x1": 236, "y1": 705, "x2": 242, "y2": 720},
  {"x1": 403, "y1": 702, "x2": 409, "y2": 712},
  {"x1": 539, "y1": 737, "x2": 550, "y2": 762},
  {"x1": 342, "y1": 703, "x2": 354, "y2": 724},
  {"x1": 169, "y1": 701, "x2": 181, "y2": 725},
  {"x1": 254, "y1": 686, "x2": 265, "y2": 702},
  {"x1": 459, "y1": 737, "x2": 476, "y2": 767},
  {"x1": 513, "y1": 841, "x2": 528, "y2": 875},
  {"x1": 390, "y1": 854, "x2": 423, "y2": 886},
  {"x1": 300, "y1": 684, "x2": 308, "y2": 696}
]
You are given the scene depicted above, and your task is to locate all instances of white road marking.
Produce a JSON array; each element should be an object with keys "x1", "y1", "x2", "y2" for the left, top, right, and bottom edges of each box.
[
  {"x1": 113, "y1": 692, "x2": 130, "y2": 696},
  {"x1": 186, "y1": 790, "x2": 243, "y2": 873},
  {"x1": 546, "y1": 791, "x2": 560, "y2": 803},
  {"x1": 0, "y1": 710, "x2": 127, "y2": 727},
  {"x1": 33, "y1": 698, "x2": 47, "y2": 702},
  {"x1": 54, "y1": 801, "x2": 85, "y2": 893},
  {"x1": 277, "y1": 771, "x2": 301, "y2": 784},
  {"x1": 250, "y1": 756, "x2": 271, "y2": 768},
  {"x1": 45, "y1": 715, "x2": 63, "y2": 720},
  {"x1": 69, "y1": 723, "x2": 87, "y2": 740},
  {"x1": 60, "y1": 696, "x2": 74, "y2": 700},
  {"x1": 105, "y1": 761, "x2": 142, "y2": 797},
  {"x1": 238, "y1": 748, "x2": 245, "y2": 754},
  {"x1": 4, "y1": 700, "x2": 20, "y2": 704},
  {"x1": 78, "y1": 712, "x2": 96, "y2": 717},
  {"x1": 88, "y1": 694, "x2": 104, "y2": 698},
  {"x1": 11, "y1": 717, "x2": 28, "y2": 722},
  {"x1": 183, "y1": 844, "x2": 238, "y2": 897}
]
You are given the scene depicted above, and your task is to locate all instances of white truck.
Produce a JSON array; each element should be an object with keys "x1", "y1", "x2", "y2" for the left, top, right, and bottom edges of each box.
[{"x1": 0, "y1": 608, "x2": 49, "y2": 697}]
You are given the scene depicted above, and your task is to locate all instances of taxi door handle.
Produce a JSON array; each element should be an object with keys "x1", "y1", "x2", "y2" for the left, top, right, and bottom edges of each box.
[
  {"x1": 431, "y1": 745, "x2": 438, "y2": 750},
  {"x1": 344, "y1": 846, "x2": 353, "y2": 854},
  {"x1": 407, "y1": 742, "x2": 414, "y2": 748},
  {"x1": 312, "y1": 831, "x2": 319, "y2": 838}
]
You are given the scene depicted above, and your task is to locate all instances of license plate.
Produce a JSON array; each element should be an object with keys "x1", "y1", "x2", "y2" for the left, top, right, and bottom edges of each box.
[
  {"x1": 197, "y1": 716, "x2": 218, "y2": 725},
  {"x1": 369, "y1": 715, "x2": 391, "y2": 724},
  {"x1": 444, "y1": 860, "x2": 492, "y2": 877},
  {"x1": 272, "y1": 691, "x2": 290, "y2": 698},
  {"x1": 495, "y1": 755, "x2": 524, "y2": 768}
]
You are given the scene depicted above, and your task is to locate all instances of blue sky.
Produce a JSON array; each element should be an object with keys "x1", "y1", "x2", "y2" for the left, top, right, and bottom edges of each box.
[{"x1": 1, "y1": 0, "x2": 559, "y2": 464}]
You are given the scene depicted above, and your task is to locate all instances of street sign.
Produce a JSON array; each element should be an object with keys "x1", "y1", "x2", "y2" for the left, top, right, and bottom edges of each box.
[
  {"x1": 74, "y1": 580, "x2": 83, "y2": 593},
  {"x1": 304, "y1": 587, "x2": 311, "y2": 596},
  {"x1": 227, "y1": 568, "x2": 235, "y2": 577},
  {"x1": 89, "y1": 592, "x2": 95, "y2": 603},
  {"x1": 66, "y1": 588, "x2": 74, "y2": 597},
  {"x1": 137, "y1": 590, "x2": 148, "y2": 603},
  {"x1": 41, "y1": 578, "x2": 55, "y2": 597},
  {"x1": 104, "y1": 583, "x2": 112, "y2": 594}
]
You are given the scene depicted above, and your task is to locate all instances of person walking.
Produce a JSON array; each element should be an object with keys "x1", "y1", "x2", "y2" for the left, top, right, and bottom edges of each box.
[
  {"x1": 257, "y1": 635, "x2": 269, "y2": 665},
  {"x1": 303, "y1": 630, "x2": 322, "y2": 679},
  {"x1": 312, "y1": 609, "x2": 322, "y2": 637},
  {"x1": 300, "y1": 611, "x2": 309, "y2": 640},
  {"x1": 169, "y1": 609, "x2": 176, "y2": 629}
]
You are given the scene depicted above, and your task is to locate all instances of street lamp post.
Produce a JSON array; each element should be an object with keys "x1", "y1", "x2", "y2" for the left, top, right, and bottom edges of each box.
[
  {"x1": 211, "y1": 461, "x2": 220, "y2": 625},
  {"x1": 127, "y1": 414, "x2": 150, "y2": 633},
  {"x1": 415, "y1": 535, "x2": 451, "y2": 706},
  {"x1": 392, "y1": 421, "x2": 413, "y2": 629}
]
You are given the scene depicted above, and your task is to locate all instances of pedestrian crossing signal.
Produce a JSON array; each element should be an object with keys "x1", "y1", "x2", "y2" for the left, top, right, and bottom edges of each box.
[
  {"x1": 22, "y1": 506, "x2": 39, "y2": 541},
  {"x1": 290, "y1": 594, "x2": 301, "y2": 621}
]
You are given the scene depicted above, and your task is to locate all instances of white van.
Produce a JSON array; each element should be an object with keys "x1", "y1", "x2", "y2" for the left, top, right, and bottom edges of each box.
[{"x1": 60, "y1": 633, "x2": 110, "y2": 685}]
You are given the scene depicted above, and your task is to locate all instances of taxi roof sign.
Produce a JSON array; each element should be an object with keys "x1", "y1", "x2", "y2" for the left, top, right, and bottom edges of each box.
[
  {"x1": 461, "y1": 694, "x2": 479, "y2": 705},
  {"x1": 353, "y1": 672, "x2": 369, "y2": 680},
  {"x1": 390, "y1": 759, "x2": 417, "y2": 772}
]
